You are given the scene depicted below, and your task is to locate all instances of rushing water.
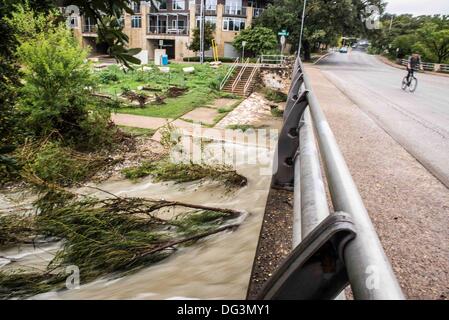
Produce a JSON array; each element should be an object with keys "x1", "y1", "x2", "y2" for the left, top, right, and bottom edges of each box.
[{"x1": 1, "y1": 138, "x2": 276, "y2": 300}]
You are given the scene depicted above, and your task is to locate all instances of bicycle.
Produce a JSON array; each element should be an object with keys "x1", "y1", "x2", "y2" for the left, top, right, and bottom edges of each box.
[{"x1": 401, "y1": 71, "x2": 418, "y2": 92}]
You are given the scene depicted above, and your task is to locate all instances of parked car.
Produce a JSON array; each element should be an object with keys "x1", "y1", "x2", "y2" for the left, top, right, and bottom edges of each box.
[{"x1": 339, "y1": 47, "x2": 348, "y2": 53}]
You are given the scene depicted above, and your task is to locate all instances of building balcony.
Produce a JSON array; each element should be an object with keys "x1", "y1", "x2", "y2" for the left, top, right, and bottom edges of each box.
[
  {"x1": 82, "y1": 24, "x2": 97, "y2": 33},
  {"x1": 195, "y1": 4, "x2": 217, "y2": 16},
  {"x1": 147, "y1": 26, "x2": 189, "y2": 36},
  {"x1": 223, "y1": 6, "x2": 247, "y2": 17}
]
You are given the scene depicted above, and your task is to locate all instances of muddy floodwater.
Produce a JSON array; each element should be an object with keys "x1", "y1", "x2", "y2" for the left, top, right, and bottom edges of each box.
[{"x1": 1, "y1": 137, "x2": 276, "y2": 300}]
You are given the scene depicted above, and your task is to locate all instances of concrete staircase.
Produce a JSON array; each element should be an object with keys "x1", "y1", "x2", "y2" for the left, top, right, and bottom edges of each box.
[{"x1": 222, "y1": 65, "x2": 259, "y2": 97}]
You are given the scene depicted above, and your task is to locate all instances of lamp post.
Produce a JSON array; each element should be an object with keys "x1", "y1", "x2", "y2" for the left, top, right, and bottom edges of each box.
[
  {"x1": 298, "y1": 0, "x2": 307, "y2": 58},
  {"x1": 242, "y1": 41, "x2": 247, "y2": 60},
  {"x1": 199, "y1": 0, "x2": 205, "y2": 64}
]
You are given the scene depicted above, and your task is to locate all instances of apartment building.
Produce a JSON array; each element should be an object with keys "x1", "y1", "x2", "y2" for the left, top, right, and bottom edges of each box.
[{"x1": 69, "y1": 0, "x2": 267, "y2": 61}]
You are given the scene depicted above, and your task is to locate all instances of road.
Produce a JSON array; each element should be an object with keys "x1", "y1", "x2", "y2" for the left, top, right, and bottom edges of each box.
[{"x1": 317, "y1": 51, "x2": 449, "y2": 188}]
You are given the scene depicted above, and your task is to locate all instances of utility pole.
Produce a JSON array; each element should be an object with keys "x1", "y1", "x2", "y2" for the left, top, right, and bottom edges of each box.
[
  {"x1": 199, "y1": 0, "x2": 205, "y2": 64},
  {"x1": 297, "y1": 0, "x2": 307, "y2": 58},
  {"x1": 388, "y1": 15, "x2": 394, "y2": 33}
]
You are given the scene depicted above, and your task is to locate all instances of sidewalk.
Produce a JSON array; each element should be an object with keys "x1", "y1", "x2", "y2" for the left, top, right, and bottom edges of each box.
[
  {"x1": 111, "y1": 113, "x2": 172, "y2": 129},
  {"x1": 305, "y1": 65, "x2": 449, "y2": 299}
]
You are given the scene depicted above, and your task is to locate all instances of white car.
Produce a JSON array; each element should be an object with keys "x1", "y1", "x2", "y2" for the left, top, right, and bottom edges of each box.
[{"x1": 339, "y1": 47, "x2": 348, "y2": 53}]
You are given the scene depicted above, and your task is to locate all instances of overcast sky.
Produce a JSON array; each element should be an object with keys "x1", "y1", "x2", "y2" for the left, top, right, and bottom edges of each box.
[{"x1": 385, "y1": 0, "x2": 449, "y2": 15}]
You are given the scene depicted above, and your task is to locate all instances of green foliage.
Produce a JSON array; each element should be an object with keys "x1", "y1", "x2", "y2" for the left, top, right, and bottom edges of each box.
[
  {"x1": 255, "y1": 0, "x2": 378, "y2": 59},
  {"x1": 122, "y1": 160, "x2": 248, "y2": 187},
  {"x1": 415, "y1": 23, "x2": 449, "y2": 63},
  {"x1": 233, "y1": 27, "x2": 277, "y2": 56},
  {"x1": 369, "y1": 14, "x2": 449, "y2": 63},
  {"x1": 99, "y1": 68, "x2": 121, "y2": 83},
  {"x1": 0, "y1": 194, "x2": 243, "y2": 298},
  {"x1": 391, "y1": 34, "x2": 417, "y2": 58},
  {"x1": 12, "y1": 10, "x2": 115, "y2": 150},
  {"x1": 263, "y1": 88, "x2": 288, "y2": 103},
  {"x1": 188, "y1": 22, "x2": 215, "y2": 53},
  {"x1": 0, "y1": 214, "x2": 34, "y2": 245},
  {"x1": 270, "y1": 107, "x2": 284, "y2": 117},
  {"x1": 226, "y1": 124, "x2": 257, "y2": 132},
  {"x1": 0, "y1": 270, "x2": 65, "y2": 299},
  {"x1": 99, "y1": 63, "x2": 230, "y2": 119},
  {"x1": 118, "y1": 126, "x2": 156, "y2": 137},
  {"x1": 66, "y1": 0, "x2": 144, "y2": 67},
  {"x1": 21, "y1": 141, "x2": 108, "y2": 186}
]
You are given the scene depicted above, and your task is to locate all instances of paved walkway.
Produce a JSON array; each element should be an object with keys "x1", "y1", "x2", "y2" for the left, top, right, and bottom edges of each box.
[
  {"x1": 306, "y1": 65, "x2": 449, "y2": 299},
  {"x1": 111, "y1": 113, "x2": 172, "y2": 129}
]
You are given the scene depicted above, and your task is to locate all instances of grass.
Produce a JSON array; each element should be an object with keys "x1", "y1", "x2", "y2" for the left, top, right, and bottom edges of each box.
[
  {"x1": 122, "y1": 160, "x2": 247, "y2": 187},
  {"x1": 119, "y1": 88, "x2": 214, "y2": 119},
  {"x1": 96, "y1": 63, "x2": 230, "y2": 119},
  {"x1": 263, "y1": 88, "x2": 288, "y2": 103},
  {"x1": 270, "y1": 107, "x2": 284, "y2": 117},
  {"x1": 118, "y1": 126, "x2": 156, "y2": 137},
  {"x1": 213, "y1": 99, "x2": 242, "y2": 125},
  {"x1": 226, "y1": 124, "x2": 257, "y2": 132}
]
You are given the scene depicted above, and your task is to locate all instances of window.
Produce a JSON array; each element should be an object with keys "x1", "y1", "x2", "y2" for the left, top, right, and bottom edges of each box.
[
  {"x1": 159, "y1": 0, "x2": 167, "y2": 10},
  {"x1": 69, "y1": 16, "x2": 78, "y2": 28},
  {"x1": 222, "y1": 17, "x2": 245, "y2": 31},
  {"x1": 172, "y1": 0, "x2": 185, "y2": 10},
  {"x1": 131, "y1": 15, "x2": 142, "y2": 28},
  {"x1": 132, "y1": 1, "x2": 141, "y2": 14},
  {"x1": 205, "y1": 0, "x2": 217, "y2": 10},
  {"x1": 173, "y1": 20, "x2": 185, "y2": 30},
  {"x1": 196, "y1": 16, "x2": 216, "y2": 28}
]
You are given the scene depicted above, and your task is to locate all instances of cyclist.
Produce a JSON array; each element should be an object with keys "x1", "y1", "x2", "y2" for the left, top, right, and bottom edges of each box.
[{"x1": 406, "y1": 53, "x2": 423, "y2": 84}]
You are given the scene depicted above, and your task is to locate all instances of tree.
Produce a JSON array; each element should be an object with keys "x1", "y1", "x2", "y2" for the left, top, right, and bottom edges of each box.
[
  {"x1": 367, "y1": 14, "x2": 449, "y2": 61},
  {"x1": 188, "y1": 22, "x2": 214, "y2": 54},
  {"x1": 254, "y1": 0, "x2": 376, "y2": 60},
  {"x1": 233, "y1": 27, "x2": 277, "y2": 56},
  {"x1": 391, "y1": 34, "x2": 417, "y2": 59},
  {"x1": 416, "y1": 23, "x2": 449, "y2": 63},
  {"x1": 14, "y1": 8, "x2": 112, "y2": 148}
]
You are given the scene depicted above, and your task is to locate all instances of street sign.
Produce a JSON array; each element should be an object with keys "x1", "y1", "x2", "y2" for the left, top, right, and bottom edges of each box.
[{"x1": 278, "y1": 30, "x2": 289, "y2": 36}]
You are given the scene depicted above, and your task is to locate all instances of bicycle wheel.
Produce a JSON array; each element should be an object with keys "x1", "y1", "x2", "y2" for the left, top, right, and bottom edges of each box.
[
  {"x1": 409, "y1": 77, "x2": 418, "y2": 92},
  {"x1": 401, "y1": 77, "x2": 408, "y2": 90}
]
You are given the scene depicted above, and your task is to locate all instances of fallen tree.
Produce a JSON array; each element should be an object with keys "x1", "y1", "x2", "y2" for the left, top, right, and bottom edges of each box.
[{"x1": 0, "y1": 190, "x2": 247, "y2": 299}]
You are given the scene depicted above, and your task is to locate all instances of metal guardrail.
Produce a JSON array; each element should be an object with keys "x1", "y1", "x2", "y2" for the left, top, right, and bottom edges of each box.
[
  {"x1": 82, "y1": 24, "x2": 97, "y2": 33},
  {"x1": 440, "y1": 64, "x2": 449, "y2": 73},
  {"x1": 220, "y1": 57, "x2": 240, "y2": 91},
  {"x1": 260, "y1": 55, "x2": 288, "y2": 65},
  {"x1": 243, "y1": 57, "x2": 260, "y2": 96},
  {"x1": 400, "y1": 58, "x2": 449, "y2": 73},
  {"x1": 147, "y1": 25, "x2": 188, "y2": 35},
  {"x1": 231, "y1": 57, "x2": 250, "y2": 92},
  {"x1": 224, "y1": 6, "x2": 247, "y2": 17},
  {"x1": 263, "y1": 56, "x2": 405, "y2": 300}
]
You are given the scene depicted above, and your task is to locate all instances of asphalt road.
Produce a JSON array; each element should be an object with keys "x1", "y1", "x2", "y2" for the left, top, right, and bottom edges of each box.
[{"x1": 317, "y1": 51, "x2": 449, "y2": 188}]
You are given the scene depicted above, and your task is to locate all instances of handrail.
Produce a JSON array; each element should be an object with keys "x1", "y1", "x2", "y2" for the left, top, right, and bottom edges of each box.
[
  {"x1": 260, "y1": 55, "x2": 286, "y2": 65},
  {"x1": 232, "y1": 57, "x2": 250, "y2": 92},
  {"x1": 271, "y1": 56, "x2": 405, "y2": 300},
  {"x1": 243, "y1": 57, "x2": 260, "y2": 96},
  {"x1": 220, "y1": 57, "x2": 239, "y2": 90}
]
